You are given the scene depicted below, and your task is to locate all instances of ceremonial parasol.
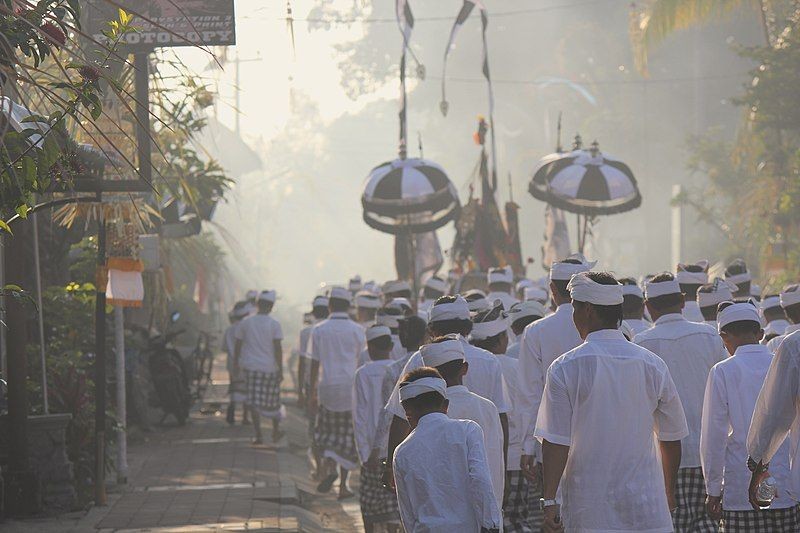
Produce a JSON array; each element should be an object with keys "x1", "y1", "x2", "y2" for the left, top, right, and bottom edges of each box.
[{"x1": 530, "y1": 135, "x2": 642, "y2": 253}]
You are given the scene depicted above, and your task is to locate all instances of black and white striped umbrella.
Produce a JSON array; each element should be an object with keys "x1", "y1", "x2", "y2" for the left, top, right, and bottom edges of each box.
[
  {"x1": 362, "y1": 158, "x2": 460, "y2": 235},
  {"x1": 529, "y1": 145, "x2": 641, "y2": 216}
]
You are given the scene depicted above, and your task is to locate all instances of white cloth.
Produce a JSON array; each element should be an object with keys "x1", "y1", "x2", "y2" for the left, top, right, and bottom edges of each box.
[
  {"x1": 700, "y1": 343, "x2": 795, "y2": 510},
  {"x1": 420, "y1": 338, "x2": 464, "y2": 367},
  {"x1": 393, "y1": 412, "x2": 502, "y2": 533},
  {"x1": 505, "y1": 340, "x2": 521, "y2": 360},
  {"x1": 488, "y1": 266, "x2": 514, "y2": 285},
  {"x1": 567, "y1": 271, "x2": 623, "y2": 305},
  {"x1": 298, "y1": 323, "x2": 313, "y2": 358},
  {"x1": 329, "y1": 286, "x2": 352, "y2": 303},
  {"x1": 444, "y1": 385, "x2": 505, "y2": 508},
  {"x1": 223, "y1": 322, "x2": 240, "y2": 372},
  {"x1": 353, "y1": 359, "x2": 396, "y2": 463},
  {"x1": 518, "y1": 303, "x2": 583, "y2": 455},
  {"x1": 310, "y1": 312, "x2": 366, "y2": 412},
  {"x1": 497, "y1": 354, "x2": 524, "y2": 471},
  {"x1": 781, "y1": 288, "x2": 800, "y2": 308},
  {"x1": 485, "y1": 291, "x2": 519, "y2": 312},
  {"x1": 634, "y1": 313, "x2": 727, "y2": 468},
  {"x1": 234, "y1": 314, "x2": 283, "y2": 373},
  {"x1": 470, "y1": 316, "x2": 509, "y2": 341},
  {"x1": 366, "y1": 325, "x2": 392, "y2": 342},
  {"x1": 622, "y1": 284, "x2": 643, "y2": 298},
  {"x1": 682, "y1": 300, "x2": 705, "y2": 323},
  {"x1": 766, "y1": 323, "x2": 800, "y2": 353},
  {"x1": 747, "y1": 330, "x2": 800, "y2": 504},
  {"x1": 549, "y1": 254, "x2": 596, "y2": 280},
  {"x1": 398, "y1": 376, "x2": 448, "y2": 402},
  {"x1": 645, "y1": 279, "x2": 681, "y2": 299},
  {"x1": 622, "y1": 318, "x2": 650, "y2": 336},
  {"x1": 717, "y1": 302, "x2": 760, "y2": 330},
  {"x1": 764, "y1": 318, "x2": 790, "y2": 340},
  {"x1": 535, "y1": 329, "x2": 688, "y2": 532},
  {"x1": 386, "y1": 335, "x2": 509, "y2": 418},
  {"x1": 258, "y1": 290, "x2": 276, "y2": 303},
  {"x1": 430, "y1": 296, "x2": 470, "y2": 322}
]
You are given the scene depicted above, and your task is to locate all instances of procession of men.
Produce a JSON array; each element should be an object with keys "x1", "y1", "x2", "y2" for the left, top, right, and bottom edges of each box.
[{"x1": 222, "y1": 257, "x2": 800, "y2": 533}]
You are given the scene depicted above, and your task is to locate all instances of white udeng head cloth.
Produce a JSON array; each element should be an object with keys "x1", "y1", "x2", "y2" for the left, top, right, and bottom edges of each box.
[
  {"x1": 329, "y1": 286, "x2": 352, "y2": 303},
  {"x1": 761, "y1": 295, "x2": 781, "y2": 311},
  {"x1": 399, "y1": 376, "x2": 448, "y2": 402},
  {"x1": 258, "y1": 290, "x2": 277, "y2": 303},
  {"x1": 676, "y1": 261, "x2": 709, "y2": 285},
  {"x1": 718, "y1": 302, "x2": 761, "y2": 331},
  {"x1": 725, "y1": 271, "x2": 752, "y2": 285},
  {"x1": 355, "y1": 291, "x2": 380, "y2": 309},
  {"x1": 622, "y1": 284, "x2": 644, "y2": 298},
  {"x1": 488, "y1": 266, "x2": 514, "y2": 285},
  {"x1": 550, "y1": 253, "x2": 597, "y2": 281},
  {"x1": 313, "y1": 295, "x2": 329, "y2": 308},
  {"x1": 366, "y1": 325, "x2": 392, "y2": 342},
  {"x1": 697, "y1": 279, "x2": 735, "y2": 308},
  {"x1": 568, "y1": 272, "x2": 624, "y2": 306},
  {"x1": 508, "y1": 300, "x2": 547, "y2": 323},
  {"x1": 524, "y1": 286, "x2": 549, "y2": 303},
  {"x1": 780, "y1": 285, "x2": 800, "y2": 308},
  {"x1": 425, "y1": 276, "x2": 449, "y2": 294},
  {"x1": 429, "y1": 295, "x2": 470, "y2": 322},
  {"x1": 383, "y1": 280, "x2": 411, "y2": 295},
  {"x1": 645, "y1": 278, "x2": 682, "y2": 299},
  {"x1": 420, "y1": 337, "x2": 465, "y2": 367},
  {"x1": 470, "y1": 314, "x2": 509, "y2": 341}
]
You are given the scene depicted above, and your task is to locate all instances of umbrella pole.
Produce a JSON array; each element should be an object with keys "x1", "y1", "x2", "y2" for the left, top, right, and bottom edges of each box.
[
  {"x1": 410, "y1": 232, "x2": 418, "y2": 312},
  {"x1": 575, "y1": 213, "x2": 582, "y2": 254}
]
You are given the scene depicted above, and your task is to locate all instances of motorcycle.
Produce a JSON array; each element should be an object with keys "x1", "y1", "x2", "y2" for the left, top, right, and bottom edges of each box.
[{"x1": 147, "y1": 311, "x2": 191, "y2": 425}]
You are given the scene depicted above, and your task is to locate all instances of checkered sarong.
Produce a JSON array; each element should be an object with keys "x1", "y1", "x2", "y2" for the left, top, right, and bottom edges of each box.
[
  {"x1": 245, "y1": 370, "x2": 284, "y2": 419},
  {"x1": 228, "y1": 366, "x2": 246, "y2": 403},
  {"x1": 313, "y1": 406, "x2": 358, "y2": 470},
  {"x1": 504, "y1": 470, "x2": 540, "y2": 533},
  {"x1": 672, "y1": 467, "x2": 719, "y2": 532},
  {"x1": 720, "y1": 505, "x2": 800, "y2": 532},
  {"x1": 359, "y1": 462, "x2": 400, "y2": 523}
]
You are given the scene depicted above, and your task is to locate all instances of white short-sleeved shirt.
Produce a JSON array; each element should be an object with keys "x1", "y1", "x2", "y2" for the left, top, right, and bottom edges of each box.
[
  {"x1": 385, "y1": 336, "x2": 509, "y2": 419},
  {"x1": 700, "y1": 343, "x2": 794, "y2": 511},
  {"x1": 766, "y1": 323, "x2": 800, "y2": 353},
  {"x1": 535, "y1": 329, "x2": 688, "y2": 532},
  {"x1": 496, "y1": 354, "x2": 524, "y2": 470},
  {"x1": 634, "y1": 313, "x2": 727, "y2": 468},
  {"x1": 683, "y1": 300, "x2": 705, "y2": 323},
  {"x1": 444, "y1": 385, "x2": 505, "y2": 508},
  {"x1": 394, "y1": 413, "x2": 502, "y2": 533},
  {"x1": 310, "y1": 312, "x2": 366, "y2": 412},
  {"x1": 623, "y1": 318, "x2": 651, "y2": 336},
  {"x1": 747, "y1": 330, "x2": 800, "y2": 504},
  {"x1": 223, "y1": 322, "x2": 240, "y2": 371},
  {"x1": 353, "y1": 358, "x2": 395, "y2": 463},
  {"x1": 518, "y1": 303, "x2": 583, "y2": 455},
  {"x1": 298, "y1": 324, "x2": 313, "y2": 358},
  {"x1": 234, "y1": 314, "x2": 283, "y2": 373}
]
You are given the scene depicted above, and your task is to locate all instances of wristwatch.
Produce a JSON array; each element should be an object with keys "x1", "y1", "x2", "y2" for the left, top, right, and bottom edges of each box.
[{"x1": 539, "y1": 498, "x2": 558, "y2": 510}]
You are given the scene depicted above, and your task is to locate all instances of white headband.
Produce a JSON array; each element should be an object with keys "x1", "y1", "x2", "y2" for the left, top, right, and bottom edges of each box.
[
  {"x1": 366, "y1": 325, "x2": 392, "y2": 342},
  {"x1": 376, "y1": 313, "x2": 400, "y2": 329},
  {"x1": 330, "y1": 286, "x2": 352, "y2": 303},
  {"x1": 430, "y1": 296, "x2": 470, "y2": 322},
  {"x1": 399, "y1": 376, "x2": 448, "y2": 402},
  {"x1": 425, "y1": 277, "x2": 449, "y2": 294},
  {"x1": 568, "y1": 272, "x2": 623, "y2": 306},
  {"x1": 622, "y1": 284, "x2": 643, "y2": 298},
  {"x1": 645, "y1": 279, "x2": 681, "y2": 299},
  {"x1": 524, "y1": 286, "x2": 549, "y2": 302},
  {"x1": 780, "y1": 287, "x2": 800, "y2": 308},
  {"x1": 676, "y1": 268, "x2": 709, "y2": 285},
  {"x1": 751, "y1": 284, "x2": 762, "y2": 297},
  {"x1": 467, "y1": 296, "x2": 491, "y2": 313},
  {"x1": 718, "y1": 302, "x2": 761, "y2": 331},
  {"x1": 420, "y1": 338, "x2": 465, "y2": 367},
  {"x1": 383, "y1": 280, "x2": 411, "y2": 294},
  {"x1": 389, "y1": 297, "x2": 412, "y2": 311},
  {"x1": 488, "y1": 267, "x2": 513, "y2": 285},
  {"x1": 515, "y1": 279, "x2": 534, "y2": 292},
  {"x1": 697, "y1": 281, "x2": 735, "y2": 308},
  {"x1": 258, "y1": 290, "x2": 277, "y2": 303},
  {"x1": 508, "y1": 300, "x2": 546, "y2": 323},
  {"x1": 761, "y1": 295, "x2": 781, "y2": 310},
  {"x1": 348, "y1": 276, "x2": 362, "y2": 291},
  {"x1": 470, "y1": 316, "x2": 509, "y2": 341},
  {"x1": 550, "y1": 255, "x2": 596, "y2": 281},
  {"x1": 725, "y1": 272, "x2": 752, "y2": 285},
  {"x1": 313, "y1": 296, "x2": 329, "y2": 308},
  {"x1": 245, "y1": 290, "x2": 258, "y2": 300},
  {"x1": 355, "y1": 291, "x2": 381, "y2": 309}
]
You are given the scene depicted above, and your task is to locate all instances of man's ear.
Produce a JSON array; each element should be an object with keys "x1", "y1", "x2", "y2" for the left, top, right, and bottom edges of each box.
[
  {"x1": 440, "y1": 399, "x2": 450, "y2": 415},
  {"x1": 461, "y1": 361, "x2": 469, "y2": 377}
]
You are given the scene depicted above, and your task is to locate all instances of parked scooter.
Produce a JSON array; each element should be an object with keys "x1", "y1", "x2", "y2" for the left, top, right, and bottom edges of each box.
[{"x1": 147, "y1": 312, "x2": 191, "y2": 425}]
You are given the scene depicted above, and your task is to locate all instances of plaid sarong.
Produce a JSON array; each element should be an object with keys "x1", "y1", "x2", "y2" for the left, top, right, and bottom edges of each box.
[
  {"x1": 359, "y1": 462, "x2": 400, "y2": 523},
  {"x1": 504, "y1": 470, "x2": 539, "y2": 533},
  {"x1": 245, "y1": 370, "x2": 284, "y2": 419},
  {"x1": 228, "y1": 366, "x2": 246, "y2": 403},
  {"x1": 672, "y1": 467, "x2": 719, "y2": 532},
  {"x1": 720, "y1": 505, "x2": 799, "y2": 532},
  {"x1": 313, "y1": 406, "x2": 358, "y2": 470}
]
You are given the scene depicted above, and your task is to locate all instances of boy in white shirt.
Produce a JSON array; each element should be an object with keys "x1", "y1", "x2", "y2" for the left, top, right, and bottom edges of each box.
[
  {"x1": 701, "y1": 301, "x2": 799, "y2": 531},
  {"x1": 224, "y1": 301, "x2": 250, "y2": 425}
]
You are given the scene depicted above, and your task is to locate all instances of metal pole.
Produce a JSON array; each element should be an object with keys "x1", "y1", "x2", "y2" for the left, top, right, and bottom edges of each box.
[
  {"x1": 94, "y1": 197, "x2": 107, "y2": 506},
  {"x1": 671, "y1": 184, "x2": 683, "y2": 269},
  {"x1": 114, "y1": 305, "x2": 128, "y2": 484},
  {"x1": 32, "y1": 207, "x2": 48, "y2": 414}
]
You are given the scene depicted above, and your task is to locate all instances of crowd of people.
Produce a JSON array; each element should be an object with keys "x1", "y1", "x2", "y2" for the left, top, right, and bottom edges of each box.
[{"x1": 222, "y1": 256, "x2": 800, "y2": 533}]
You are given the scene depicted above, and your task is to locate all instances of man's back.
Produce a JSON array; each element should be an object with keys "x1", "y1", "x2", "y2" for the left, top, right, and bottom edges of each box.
[
  {"x1": 236, "y1": 314, "x2": 282, "y2": 373},
  {"x1": 353, "y1": 359, "x2": 395, "y2": 463},
  {"x1": 311, "y1": 312, "x2": 365, "y2": 411},
  {"x1": 634, "y1": 313, "x2": 726, "y2": 467},
  {"x1": 393, "y1": 413, "x2": 500, "y2": 532},
  {"x1": 535, "y1": 330, "x2": 688, "y2": 532}
]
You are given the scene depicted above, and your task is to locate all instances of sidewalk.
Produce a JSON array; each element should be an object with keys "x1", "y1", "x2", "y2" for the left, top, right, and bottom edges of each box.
[{"x1": 2, "y1": 353, "x2": 366, "y2": 532}]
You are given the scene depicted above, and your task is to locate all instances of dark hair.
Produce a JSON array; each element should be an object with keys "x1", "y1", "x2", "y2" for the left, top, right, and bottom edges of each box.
[
  {"x1": 330, "y1": 298, "x2": 350, "y2": 312},
  {"x1": 387, "y1": 289, "x2": 413, "y2": 299},
  {"x1": 511, "y1": 315, "x2": 538, "y2": 333},
  {"x1": 471, "y1": 332, "x2": 506, "y2": 352},
  {"x1": 646, "y1": 272, "x2": 684, "y2": 310},
  {"x1": 678, "y1": 265, "x2": 705, "y2": 298},
  {"x1": 258, "y1": 300, "x2": 274, "y2": 313},
  {"x1": 699, "y1": 305, "x2": 717, "y2": 322},
  {"x1": 399, "y1": 315, "x2": 428, "y2": 350},
  {"x1": 580, "y1": 271, "x2": 623, "y2": 327},
  {"x1": 725, "y1": 259, "x2": 748, "y2": 277},
  {"x1": 368, "y1": 335, "x2": 394, "y2": 352},
  {"x1": 433, "y1": 358, "x2": 465, "y2": 382},
  {"x1": 399, "y1": 367, "x2": 446, "y2": 410},
  {"x1": 618, "y1": 277, "x2": 638, "y2": 286},
  {"x1": 312, "y1": 305, "x2": 330, "y2": 320}
]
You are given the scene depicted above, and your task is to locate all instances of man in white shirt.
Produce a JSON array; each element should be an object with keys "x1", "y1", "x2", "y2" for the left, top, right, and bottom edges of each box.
[
  {"x1": 224, "y1": 301, "x2": 250, "y2": 425},
  {"x1": 394, "y1": 368, "x2": 501, "y2": 533},
  {"x1": 724, "y1": 259, "x2": 753, "y2": 299},
  {"x1": 234, "y1": 290, "x2": 284, "y2": 444},
  {"x1": 309, "y1": 287, "x2": 366, "y2": 498},
  {"x1": 747, "y1": 329, "x2": 800, "y2": 513},
  {"x1": 619, "y1": 277, "x2": 651, "y2": 336},
  {"x1": 635, "y1": 273, "x2": 727, "y2": 532},
  {"x1": 518, "y1": 254, "x2": 593, "y2": 482},
  {"x1": 486, "y1": 266, "x2": 519, "y2": 312},
  {"x1": 420, "y1": 336, "x2": 505, "y2": 509},
  {"x1": 353, "y1": 325, "x2": 400, "y2": 532},
  {"x1": 505, "y1": 300, "x2": 546, "y2": 360},
  {"x1": 697, "y1": 278, "x2": 735, "y2": 329},
  {"x1": 701, "y1": 302, "x2": 799, "y2": 530},
  {"x1": 418, "y1": 276, "x2": 448, "y2": 320},
  {"x1": 383, "y1": 296, "x2": 509, "y2": 488},
  {"x1": 515, "y1": 278, "x2": 534, "y2": 301},
  {"x1": 766, "y1": 284, "x2": 800, "y2": 353},
  {"x1": 471, "y1": 306, "x2": 542, "y2": 532},
  {"x1": 677, "y1": 261, "x2": 710, "y2": 323},
  {"x1": 297, "y1": 296, "x2": 329, "y2": 408},
  {"x1": 355, "y1": 290, "x2": 381, "y2": 328},
  {"x1": 536, "y1": 271, "x2": 688, "y2": 532},
  {"x1": 761, "y1": 294, "x2": 789, "y2": 344},
  {"x1": 382, "y1": 279, "x2": 413, "y2": 304}
]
